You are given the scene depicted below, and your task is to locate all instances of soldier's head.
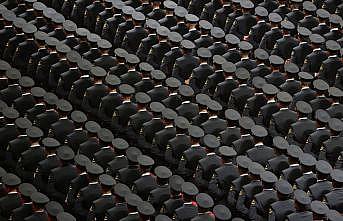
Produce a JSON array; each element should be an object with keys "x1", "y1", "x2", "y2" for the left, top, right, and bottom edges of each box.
[
  {"x1": 328, "y1": 117, "x2": 343, "y2": 137},
  {"x1": 66, "y1": 51, "x2": 81, "y2": 68},
  {"x1": 161, "y1": 108, "x2": 176, "y2": 126},
  {"x1": 151, "y1": 69, "x2": 166, "y2": 86},
  {"x1": 268, "y1": 13, "x2": 282, "y2": 28},
  {"x1": 297, "y1": 27, "x2": 311, "y2": 42},
  {"x1": 114, "y1": 183, "x2": 131, "y2": 203},
  {"x1": 166, "y1": 77, "x2": 181, "y2": 94},
  {"x1": 212, "y1": 28, "x2": 225, "y2": 44},
  {"x1": 219, "y1": 146, "x2": 236, "y2": 163},
  {"x1": 175, "y1": 116, "x2": 190, "y2": 134},
  {"x1": 137, "y1": 155, "x2": 154, "y2": 173},
  {"x1": 163, "y1": 0, "x2": 177, "y2": 16},
  {"x1": 287, "y1": 144, "x2": 303, "y2": 164},
  {"x1": 196, "y1": 193, "x2": 214, "y2": 213},
  {"x1": 112, "y1": 138, "x2": 129, "y2": 156},
  {"x1": 138, "y1": 201, "x2": 155, "y2": 221},
  {"x1": 331, "y1": 169, "x2": 343, "y2": 188},
  {"x1": 314, "y1": 109, "x2": 330, "y2": 128},
  {"x1": 98, "y1": 128, "x2": 114, "y2": 146},
  {"x1": 15, "y1": 117, "x2": 33, "y2": 135},
  {"x1": 289, "y1": 0, "x2": 302, "y2": 9},
  {"x1": 231, "y1": 0, "x2": 241, "y2": 10},
  {"x1": 132, "y1": 11, "x2": 145, "y2": 27},
  {"x1": 99, "y1": 174, "x2": 115, "y2": 194},
  {"x1": 326, "y1": 40, "x2": 340, "y2": 56},
  {"x1": 311, "y1": 201, "x2": 329, "y2": 220},
  {"x1": 33, "y1": 2, "x2": 46, "y2": 16},
  {"x1": 168, "y1": 31, "x2": 182, "y2": 48},
  {"x1": 145, "y1": 19, "x2": 160, "y2": 34},
  {"x1": 181, "y1": 39, "x2": 195, "y2": 55},
  {"x1": 122, "y1": 6, "x2": 134, "y2": 20},
  {"x1": 328, "y1": 14, "x2": 342, "y2": 29},
  {"x1": 238, "y1": 116, "x2": 255, "y2": 135},
  {"x1": 152, "y1": 0, "x2": 161, "y2": 9},
  {"x1": 188, "y1": 125, "x2": 204, "y2": 145},
  {"x1": 275, "y1": 180, "x2": 293, "y2": 200},
  {"x1": 248, "y1": 162, "x2": 265, "y2": 180},
  {"x1": 328, "y1": 86, "x2": 343, "y2": 104},
  {"x1": 225, "y1": 109, "x2": 240, "y2": 127},
  {"x1": 269, "y1": 55, "x2": 284, "y2": 72},
  {"x1": 213, "y1": 55, "x2": 227, "y2": 71},
  {"x1": 199, "y1": 20, "x2": 212, "y2": 35},
  {"x1": 303, "y1": 1, "x2": 317, "y2": 16},
  {"x1": 262, "y1": 84, "x2": 279, "y2": 101},
  {"x1": 56, "y1": 99, "x2": 73, "y2": 117},
  {"x1": 281, "y1": 20, "x2": 295, "y2": 36},
  {"x1": 155, "y1": 166, "x2": 172, "y2": 185},
  {"x1": 299, "y1": 153, "x2": 316, "y2": 173},
  {"x1": 57, "y1": 146, "x2": 75, "y2": 166},
  {"x1": 207, "y1": 100, "x2": 222, "y2": 117},
  {"x1": 316, "y1": 8, "x2": 330, "y2": 24},
  {"x1": 235, "y1": 67, "x2": 250, "y2": 85},
  {"x1": 181, "y1": 182, "x2": 198, "y2": 202},
  {"x1": 276, "y1": 91, "x2": 292, "y2": 108},
  {"x1": 105, "y1": 74, "x2": 121, "y2": 92},
  {"x1": 119, "y1": 84, "x2": 135, "y2": 101},
  {"x1": 225, "y1": 34, "x2": 240, "y2": 50},
  {"x1": 19, "y1": 183, "x2": 37, "y2": 204},
  {"x1": 251, "y1": 125, "x2": 268, "y2": 144},
  {"x1": 135, "y1": 92, "x2": 151, "y2": 110},
  {"x1": 315, "y1": 160, "x2": 332, "y2": 181},
  {"x1": 309, "y1": 33, "x2": 325, "y2": 49},
  {"x1": 26, "y1": 126, "x2": 43, "y2": 144},
  {"x1": 196, "y1": 94, "x2": 210, "y2": 112},
  {"x1": 295, "y1": 101, "x2": 312, "y2": 119},
  {"x1": 261, "y1": 171, "x2": 277, "y2": 189},
  {"x1": 3, "y1": 173, "x2": 21, "y2": 193},
  {"x1": 125, "y1": 193, "x2": 143, "y2": 212},
  {"x1": 185, "y1": 14, "x2": 198, "y2": 30},
  {"x1": 149, "y1": 102, "x2": 165, "y2": 118},
  {"x1": 203, "y1": 135, "x2": 220, "y2": 153},
  {"x1": 174, "y1": 6, "x2": 187, "y2": 23},
  {"x1": 31, "y1": 192, "x2": 50, "y2": 211},
  {"x1": 240, "y1": 0, "x2": 254, "y2": 14},
  {"x1": 293, "y1": 189, "x2": 311, "y2": 212},
  {"x1": 236, "y1": 155, "x2": 251, "y2": 175},
  {"x1": 85, "y1": 121, "x2": 101, "y2": 138},
  {"x1": 254, "y1": 6, "x2": 268, "y2": 21},
  {"x1": 42, "y1": 137, "x2": 60, "y2": 155},
  {"x1": 74, "y1": 154, "x2": 91, "y2": 174}
]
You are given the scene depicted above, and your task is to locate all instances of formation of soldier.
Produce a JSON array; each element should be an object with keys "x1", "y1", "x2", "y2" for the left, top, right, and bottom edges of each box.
[{"x1": 0, "y1": 0, "x2": 342, "y2": 220}]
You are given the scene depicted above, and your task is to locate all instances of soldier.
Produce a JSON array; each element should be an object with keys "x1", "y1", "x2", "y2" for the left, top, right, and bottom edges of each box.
[
  {"x1": 268, "y1": 180, "x2": 295, "y2": 221},
  {"x1": 324, "y1": 169, "x2": 343, "y2": 213},
  {"x1": 170, "y1": 6, "x2": 188, "y2": 36},
  {"x1": 94, "y1": 0, "x2": 114, "y2": 36},
  {"x1": 248, "y1": 6, "x2": 270, "y2": 49},
  {"x1": 271, "y1": 20, "x2": 298, "y2": 60},
  {"x1": 88, "y1": 174, "x2": 116, "y2": 221},
  {"x1": 147, "y1": 26, "x2": 171, "y2": 70},
  {"x1": 122, "y1": 12, "x2": 148, "y2": 54},
  {"x1": 136, "y1": 19, "x2": 160, "y2": 62},
  {"x1": 301, "y1": 33, "x2": 327, "y2": 74},
  {"x1": 249, "y1": 171, "x2": 278, "y2": 221},
  {"x1": 236, "y1": 162, "x2": 264, "y2": 219},
  {"x1": 113, "y1": 6, "x2": 134, "y2": 48},
  {"x1": 318, "y1": 40, "x2": 342, "y2": 86},
  {"x1": 229, "y1": 0, "x2": 256, "y2": 40},
  {"x1": 259, "y1": 12, "x2": 282, "y2": 53},
  {"x1": 309, "y1": 160, "x2": 333, "y2": 201},
  {"x1": 160, "y1": 32, "x2": 183, "y2": 77},
  {"x1": 159, "y1": 1, "x2": 177, "y2": 29},
  {"x1": 81, "y1": 66, "x2": 109, "y2": 118},
  {"x1": 290, "y1": 27, "x2": 312, "y2": 67},
  {"x1": 247, "y1": 125, "x2": 274, "y2": 166},
  {"x1": 286, "y1": 189, "x2": 312, "y2": 221}
]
